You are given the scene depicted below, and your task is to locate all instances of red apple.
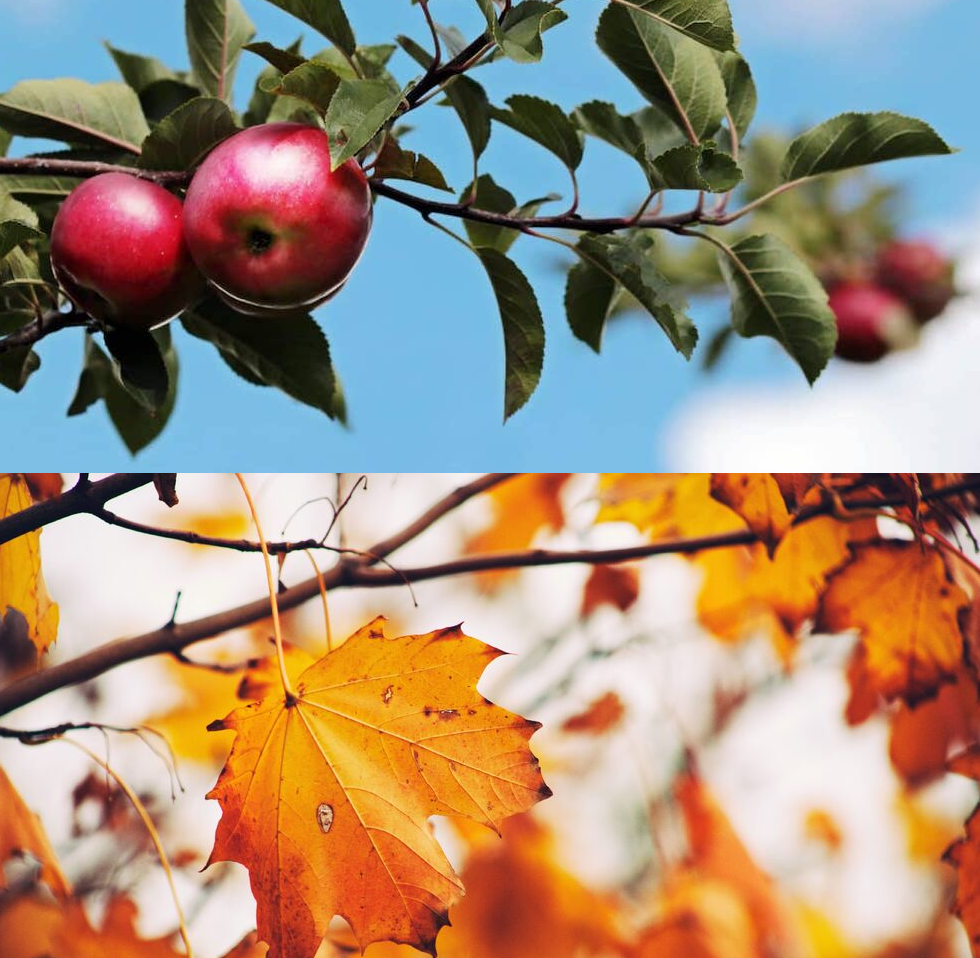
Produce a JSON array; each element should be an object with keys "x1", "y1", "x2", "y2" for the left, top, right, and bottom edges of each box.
[
  {"x1": 875, "y1": 239, "x2": 955, "y2": 323},
  {"x1": 50, "y1": 172, "x2": 204, "y2": 329},
  {"x1": 182, "y1": 123, "x2": 372, "y2": 311},
  {"x1": 828, "y1": 281, "x2": 919, "y2": 363}
]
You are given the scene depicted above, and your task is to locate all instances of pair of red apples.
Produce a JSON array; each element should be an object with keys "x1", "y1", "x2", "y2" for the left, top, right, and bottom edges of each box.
[{"x1": 50, "y1": 122, "x2": 373, "y2": 327}]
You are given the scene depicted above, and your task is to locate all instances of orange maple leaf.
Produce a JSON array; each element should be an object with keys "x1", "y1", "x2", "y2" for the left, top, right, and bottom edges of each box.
[
  {"x1": 818, "y1": 542, "x2": 969, "y2": 705},
  {"x1": 205, "y1": 617, "x2": 550, "y2": 958},
  {"x1": 709, "y1": 474, "x2": 793, "y2": 555},
  {"x1": 0, "y1": 762, "x2": 70, "y2": 897},
  {"x1": 0, "y1": 474, "x2": 59, "y2": 655},
  {"x1": 0, "y1": 894, "x2": 183, "y2": 958},
  {"x1": 561, "y1": 691, "x2": 626, "y2": 736},
  {"x1": 581, "y1": 565, "x2": 640, "y2": 618},
  {"x1": 466, "y1": 474, "x2": 570, "y2": 588}
]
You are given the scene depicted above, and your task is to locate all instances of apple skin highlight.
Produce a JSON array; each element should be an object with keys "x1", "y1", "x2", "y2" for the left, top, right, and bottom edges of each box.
[
  {"x1": 183, "y1": 122, "x2": 373, "y2": 312},
  {"x1": 50, "y1": 172, "x2": 204, "y2": 330}
]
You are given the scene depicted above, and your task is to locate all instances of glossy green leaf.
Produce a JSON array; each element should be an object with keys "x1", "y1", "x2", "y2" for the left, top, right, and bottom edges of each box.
[
  {"x1": 259, "y1": 0, "x2": 356, "y2": 56},
  {"x1": 103, "y1": 326, "x2": 171, "y2": 412},
  {"x1": 596, "y1": 4, "x2": 727, "y2": 141},
  {"x1": 493, "y1": 1, "x2": 568, "y2": 63},
  {"x1": 104, "y1": 43, "x2": 182, "y2": 93},
  {"x1": 0, "y1": 345, "x2": 40, "y2": 393},
  {"x1": 0, "y1": 191, "x2": 43, "y2": 258},
  {"x1": 244, "y1": 41, "x2": 307, "y2": 75},
  {"x1": 473, "y1": 247, "x2": 545, "y2": 420},
  {"x1": 567, "y1": 232, "x2": 696, "y2": 356},
  {"x1": 781, "y1": 111, "x2": 954, "y2": 182},
  {"x1": 373, "y1": 139, "x2": 450, "y2": 191},
  {"x1": 649, "y1": 141, "x2": 741, "y2": 191},
  {"x1": 715, "y1": 50, "x2": 756, "y2": 141},
  {"x1": 138, "y1": 97, "x2": 239, "y2": 170},
  {"x1": 181, "y1": 298, "x2": 343, "y2": 419},
  {"x1": 0, "y1": 79, "x2": 149, "y2": 154},
  {"x1": 185, "y1": 0, "x2": 256, "y2": 101},
  {"x1": 490, "y1": 94, "x2": 583, "y2": 170},
  {"x1": 264, "y1": 61, "x2": 341, "y2": 116},
  {"x1": 324, "y1": 78, "x2": 407, "y2": 167},
  {"x1": 462, "y1": 174, "x2": 519, "y2": 253},
  {"x1": 613, "y1": 0, "x2": 735, "y2": 51},
  {"x1": 716, "y1": 233, "x2": 836, "y2": 384}
]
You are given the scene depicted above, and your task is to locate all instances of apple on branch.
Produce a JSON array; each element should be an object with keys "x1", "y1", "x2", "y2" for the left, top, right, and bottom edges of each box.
[
  {"x1": 183, "y1": 122, "x2": 373, "y2": 315},
  {"x1": 50, "y1": 172, "x2": 204, "y2": 330},
  {"x1": 828, "y1": 281, "x2": 920, "y2": 363}
]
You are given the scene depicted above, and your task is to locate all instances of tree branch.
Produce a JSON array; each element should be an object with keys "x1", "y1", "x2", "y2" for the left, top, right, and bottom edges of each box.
[
  {"x1": 0, "y1": 156, "x2": 191, "y2": 185},
  {"x1": 0, "y1": 473, "x2": 157, "y2": 546},
  {"x1": 0, "y1": 307, "x2": 95, "y2": 356},
  {"x1": 2, "y1": 475, "x2": 978, "y2": 718}
]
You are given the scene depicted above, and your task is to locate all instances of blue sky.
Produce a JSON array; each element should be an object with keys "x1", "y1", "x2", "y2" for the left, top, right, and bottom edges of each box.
[{"x1": 0, "y1": 0, "x2": 974, "y2": 469}]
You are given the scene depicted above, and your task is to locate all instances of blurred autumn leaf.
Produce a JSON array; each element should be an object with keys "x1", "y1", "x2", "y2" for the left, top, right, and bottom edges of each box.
[{"x1": 0, "y1": 473, "x2": 59, "y2": 655}]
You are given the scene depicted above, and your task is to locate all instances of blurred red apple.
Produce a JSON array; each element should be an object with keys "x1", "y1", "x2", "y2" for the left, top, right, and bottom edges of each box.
[
  {"x1": 828, "y1": 281, "x2": 919, "y2": 363},
  {"x1": 875, "y1": 239, "x2": 955, "y2": 323},
  {"x1": 50, "y1": 172, "x2": 203, "y2": 329},
  {"x1": 183, "y1": 122, "x2": 372, "y2": 312}
]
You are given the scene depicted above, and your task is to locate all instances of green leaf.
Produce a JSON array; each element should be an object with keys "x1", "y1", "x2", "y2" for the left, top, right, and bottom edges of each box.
[
  {"x1": 243, "y1": 41, "x2": 307, "y2": 75},
  {"x1": 494, "y1": 1, "x2": 568, "y2": 63},
  {"x1": 442, "y1": 76, "x2": 492, "y2": 166},
  {"x1": 373, "y1": 139, "x2": 450, "y2": 191},
  {"x1": 462, "y1": 174, "x2": 519, "y2": 253},
  {"x1": 715, "y1": 51, "x2": 756, "y2": 141},
  {"x1": 181, "y1": 298, "x2": 343, "y2": 419},
  {"x1": 649, "y1": 141, "x2": 741, "y2": 192},
  {"x1": 567, "y1": 233, "x2": 696, "y2": 356},
  {"x1": 490, "y1": 94, "x2": 583, "y2": 171},
  {"x1": 185, "y1": 0, "x2": 256, "y2": 101},
  {"x1": 259, "y1": 0, "x2": 356, "y2": 57},
  {"x1": 314, "y1": 44, "x2": 398, "y2": 84},
  {"x1": 0, "y1": 310, "x2": 34, "y2": 336},
  {"x1": 596, "y1": 4, "x2": 727, "y2": 141},
  {"x1": 0, "y1": 129, "x2": 11, "y2": 157},
  {"x1": 473, "y1": 247, "x2": 544, "y2": 420},
  {"x1": 573, "y1": 100, "x2": 646, "y2": 158},
  {"x1": 243, "y1": 37, "x2": 305, "y2": 126},
  {"x1": 0, "y1": 191, "x2": 43, "y2": 258},
  {"x1": 138, "y1": 97, "x2": 239, "y2": 170},
  {"x1": 781, "y1": 111, "x2": 954, "y2": 182},
  {"x1": 715, "y1": 233, "x2": 836, "y2": 384},
  {"x1": 0, "y1": 79, "x2": 149, "y2": 154},
  {"x1": 139, "y1": 79, "x2": 203, "y2": 123},
  {"x1": 264, "y1": 61, "x2": 341, "y2": 116},
  {"x1": 612, "y1": 0, "x2": 735, "y2": 51},
  {"x1": 105, "y1": 43, "x2": 182, "y2": 93},
  {"x1": 0, "y1": 172, "x2": 81, "y2": 200},
  {"x1": 68, "y1": 330, "x2": 178, "y2": 454},
  {"x1": 103, "y1": 326, "x2": 171, "y2": 412},
  {"x1": 0, "y1": 346, "x2": 40, "y2": 393},
  {"x1": 324, "y1": 78, "x2": 407, "y2": 168}
]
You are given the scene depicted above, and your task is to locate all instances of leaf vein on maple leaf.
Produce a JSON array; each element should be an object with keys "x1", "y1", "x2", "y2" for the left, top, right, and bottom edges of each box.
[
  {"x1": 298, "y1": 698, "x2": 537, "y2": 789},
  {"x1": 294, "y1": 706, "x2": 441, "y2": 946},
  {"x1": 415, "y1": 722, "x2": 532, "y2": 742},
  {"x1": 300, "y1": 660, "x2": 468, "y2": 696}
]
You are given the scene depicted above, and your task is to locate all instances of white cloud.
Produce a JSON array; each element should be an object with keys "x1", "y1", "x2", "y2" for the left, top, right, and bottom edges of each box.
[
  {"x1": 734, "y1": 0, "x2": 950, "y2": 42},
  {"x1": 665, "y1": 236, "x2": 980, "y2": 470}
]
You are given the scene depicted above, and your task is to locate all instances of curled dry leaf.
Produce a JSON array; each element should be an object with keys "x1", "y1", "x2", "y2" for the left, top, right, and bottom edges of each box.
[
  {"x1": 0, "y1": 474, "x2": 59, "y2": 655},
  {"x1": 22, "y1": 473, "x2": 63, "y2": 502},
  {"x1": 709, "y1": 473, "x2": 792, "y2": 555},
  {"x1": 0, "y1": 762, "x2": 70, "y2": 897},
  {"x1": 819, "y1": 542, "x2": 969, "y2": 705},
  {"x1": 206, "y1": 617, "x2": 550, "y2": 958}
]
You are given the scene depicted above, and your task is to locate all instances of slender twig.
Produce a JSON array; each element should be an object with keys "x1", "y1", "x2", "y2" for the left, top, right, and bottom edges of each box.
[
  {"x1": 0, "y1": 156, "x2": 188, "y2": 184},
  {"x1": 0, "y1": 473, "x2": 156, "y2": 546},
  {"x1": 2, "y1": 475, "x2": 978, "y2": 718},
  {"x1": 0, "y1": 308, "x2": 95, "y2": 356}
]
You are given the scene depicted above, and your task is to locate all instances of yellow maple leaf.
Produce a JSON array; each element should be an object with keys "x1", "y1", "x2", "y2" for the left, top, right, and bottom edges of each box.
[
  {"x1": 0, "y1": 474, "x2": 59, "y2": 655},
  {"x1": 206, "y1": 617, "x2": 549, "y2": 957}
]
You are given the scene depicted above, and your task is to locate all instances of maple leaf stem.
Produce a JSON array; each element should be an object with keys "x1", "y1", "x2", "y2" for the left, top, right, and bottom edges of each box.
[
  {"x1": 235, "y1": 473, "x2": 293, "y2": 698},
  {"x1": 61, "y1": 737, "x2": 195, "y2": 958}
]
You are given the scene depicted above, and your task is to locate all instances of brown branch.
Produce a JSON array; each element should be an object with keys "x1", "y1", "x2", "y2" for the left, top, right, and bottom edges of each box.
[
  {"x1": 0, "y1": 156, "x2": 191, "y2": 185},
  {"x1": 0, "y1": 474, "x2": 156, "y2": 546},
  {"x1": 0, "y1": 307, "x2": 95, "y2": 356},
  {"x1": 2, "y1": 474, "x2": 978, "y2": 718}
]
